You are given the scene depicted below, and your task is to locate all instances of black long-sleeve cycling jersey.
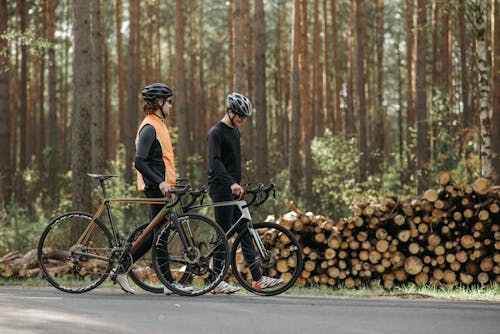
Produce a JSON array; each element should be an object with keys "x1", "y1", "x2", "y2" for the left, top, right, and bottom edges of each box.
[
  {"x1": 207, "y1": 122, "x2": 241, "y2": 193},
  {"x1": 135, "y1": 124, "x2": 164, "y2": 189}
]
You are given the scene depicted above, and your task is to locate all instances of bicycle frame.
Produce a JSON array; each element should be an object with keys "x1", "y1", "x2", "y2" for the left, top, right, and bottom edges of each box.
[
  {"x1": 71, "y1": 196, "x2": 177, "y2": 267},
  {"x1": 187, "y1": 199, "x2": 269, "y2": 258}
]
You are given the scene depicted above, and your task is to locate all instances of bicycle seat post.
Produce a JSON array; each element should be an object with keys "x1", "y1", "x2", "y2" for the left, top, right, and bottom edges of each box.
[{"x1": 99, "y1": 179, "x2": 108, "y2": 198}]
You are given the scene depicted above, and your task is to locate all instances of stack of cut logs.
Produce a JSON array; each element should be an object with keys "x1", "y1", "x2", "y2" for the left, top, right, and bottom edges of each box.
[
  {"x1": 0, "y1": 249, "x2": 40, "y2": 279},
  {"x1": 279, "y1": 174, "x2": 499, "y2": 288}
]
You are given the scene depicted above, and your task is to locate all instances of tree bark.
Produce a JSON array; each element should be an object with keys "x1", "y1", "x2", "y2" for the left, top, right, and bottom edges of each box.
[
  {"x1": 458, "y1": 1, "x2": 473, "y2": 181},
  {"x1": 474, "y1": 2, "x2": 494, "y2": 180},
  {"x1": 373, "y1": 0, "x2": 385, "y2": 165},
  {"x1": 312, "y1": 0, "x2": 323, "y2": 137},
  {"x1": 175, "y1": 0, "x2": 187, "y2": 179},
  {"x1": 322, "y1": 0, "x2": 331, "y2": 131},
  {"x1": 289, "y1": 0, "x2": 301, "y2": 197},
  {"x1": 254, "y1": 0, "x2": 269, "y2": 184},
  {"x1": 19, "y1": 0, "x2": 28, "y2": 170},
  {"x1": 233, "y1": 0, "x2": 246, "y2": 93},
  {"x1": 332, "y1": 0, "x2": 341, "y2": 134},
  {"x1": 492, "y1": 0, "x2": 500, "y2": 183},
  {"x1": 405, "y1": 0, "x2": 416, "y2": 182},
  {"x1": 115, "y1": 0, "x2": 126, "y2": 147},
  {"x1": 90, "y1": 0, "x2": 104, "y2": 173},
  {"x1": 125, "y1": 0, "x2": 140, "y2": 183},
  {"x1": 355, "y1": 0, "x2": 368, "y2": 181},
  {"x1": 0, "y1": 0, "x2": 11, "y2": 204},
  {"x1": 300, "y1": 0, "x2": 311, "y2": 205},
  {"x1": 416, "y1": 0, "x2": 429, "y2": 192},
  {"x1": 72, "y1": 0, "x2": 92, "y2": 211}
]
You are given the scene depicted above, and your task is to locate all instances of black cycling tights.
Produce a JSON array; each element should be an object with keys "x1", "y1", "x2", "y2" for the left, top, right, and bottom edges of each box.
[
  {"x1": 210, "y1": 191, "x2": 262, "y2": 281},
  {"x1": 132, "y1": 188, "x2": 174, "y2": 282}
]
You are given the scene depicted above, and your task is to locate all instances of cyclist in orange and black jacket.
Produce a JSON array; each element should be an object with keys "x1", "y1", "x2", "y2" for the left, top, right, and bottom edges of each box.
[{"x1": 114, "y1": 83, "x2": 192, "y2": 295}]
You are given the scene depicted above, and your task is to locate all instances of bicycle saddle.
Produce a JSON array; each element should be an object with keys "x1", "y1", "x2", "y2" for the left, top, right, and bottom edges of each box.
[{"x1": 87, "y1": 173, "x2": 118, "y2": 181}]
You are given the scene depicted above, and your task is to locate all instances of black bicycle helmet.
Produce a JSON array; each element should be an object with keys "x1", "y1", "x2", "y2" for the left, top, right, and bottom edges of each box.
[
  {"x1": 142, "y1": 83, "x2": 173, "y2": 102},
  {"x1": 226, "y1": 92, "x2": 253, "y2": 117}
]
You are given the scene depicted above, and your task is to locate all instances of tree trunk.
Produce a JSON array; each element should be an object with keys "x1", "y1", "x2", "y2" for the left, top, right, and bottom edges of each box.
[
  {"x1": 322, "y1": 0, "x2": 331, "y2": 132},
  {"x1": 312, "y1": 0, "x2": 323, "y2": 137},
  {"x1": 416, "y1": 0, "x2": 429, "y2": 192},
  {"x1": 72, "y1": 0, "x2": 92, "y2": 211},
  {"x1": 300, "y1": 0, "x2": 311, "y2": 206},
  {"x1": 19, "y1": 0, "x2": 28, "y2": 170},
  {"x1": 458, "y1": 1, "x2": 473, "y2": 182},
  {"x1": 90, "y1": 0, "x2": 104, "y2": 173},
  {"x1": 175, "y1": 0, "x2": 187, "y2": 179},
  {"x1": 332, "y1": 0, "x2": 341, "y2": 134},
  {"x1": 474, "y1": 2, "x2": 494, "y2": 180},
  {"x1": 35, "y1": 10, "x2": 45, "y2": 167},
  {"x1": 355, "y1": 0, "x2": 368, "y2": 181},
  {"x1": 233, "y1": 0, "x2": 246, "y2": 93},
  {"x1": 373, "y1": 0, "x2": 385, "y2": 166},
  {"x1": 289, "y1": 0, "x2": 301, "y2": 197},
  {"x1": 491, "y1": 0, "x2": 500, "y2": 183},
  {"x1": 144, "y1": 2, "x2": 154, "y2": 85},
  {"x1": 0, "y1": 0, "x2": 11, "y2": 205},
  {"x1": 154, "y1": 0, "x2": 161, "y2": 82},
  {"x1": 254, "y1": 0, "x2": 269, "y2": 184},
  {"x1": 275, "y1": 2, "x2": 289, "y2": 169},
  {"x1": 45, "y1": 0, "x2": 58, "y2": 189},
  {"x1": 115, "y1": 0, "x2": 126, "y2": 147},
  {"x1": 345, "y1": 3, "x2": 355, "y2": 137},
  {"x1": 406, "y1": 0, "x2": 416, "y2": 183},
  {"x1": 125, "y1": 0, "x2": 140, "y2": 183},
  {"x1": 395, "y1": 27, "x2": 404, "y2": 188}
]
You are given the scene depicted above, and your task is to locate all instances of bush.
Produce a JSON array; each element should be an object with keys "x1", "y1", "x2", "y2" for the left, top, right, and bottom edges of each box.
[{"x1": 311, "y1": 130, "x2": 382, "y2": 218}]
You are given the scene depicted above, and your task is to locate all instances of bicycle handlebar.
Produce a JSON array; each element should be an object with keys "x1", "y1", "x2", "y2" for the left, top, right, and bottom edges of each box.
[
  {"x1": 167, "y1": 184, "x2": 193, "y2": 208},
  {"x1": 242, "y1": 183, "x2": 275, "y2": 208},
  {"x1": 181, "y1": 185, "x2": 207, "y2": 211},
  {"x1": 178, "y1": 182, "x2": 275, "y2": 210}
]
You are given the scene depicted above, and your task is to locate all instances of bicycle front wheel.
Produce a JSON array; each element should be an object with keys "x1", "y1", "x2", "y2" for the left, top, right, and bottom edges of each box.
[
  {"x1": 127, "y1": 223, "x2": 164, "y2": 293},
  {"x1": 152, "y1": 213, "x2": 230, "y2": 296},
  {"x1": 231, "y1": 222, "x2": 303, "y2": 296},
  {"x1": 37, "y1": 212, "x2": 113, "y2": 293}
]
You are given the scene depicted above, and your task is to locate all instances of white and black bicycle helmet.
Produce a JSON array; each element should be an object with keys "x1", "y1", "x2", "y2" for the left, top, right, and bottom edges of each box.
[
  {"x1": 226, "y1": 92, "x2": 253, "y2": 117},
  {"x1": 142, "y1": 83, "x2": 173, "y2": 102}
]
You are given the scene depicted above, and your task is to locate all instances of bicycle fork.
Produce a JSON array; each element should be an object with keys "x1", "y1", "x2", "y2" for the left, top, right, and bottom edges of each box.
[{"x1": 239, "y1": 206, "x2": 269, "y2": 260}]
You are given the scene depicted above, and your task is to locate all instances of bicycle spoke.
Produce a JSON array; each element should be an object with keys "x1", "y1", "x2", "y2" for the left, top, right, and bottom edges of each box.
[
  {"x1": 231, "y1": 222, "x2": 303, "y2": 296},
  {"x1": 37, "y1": 212, "x2": 112, "y2": 293},
  {"x1": 152, "y1": 213, "x2": 230, "y2": 296}
]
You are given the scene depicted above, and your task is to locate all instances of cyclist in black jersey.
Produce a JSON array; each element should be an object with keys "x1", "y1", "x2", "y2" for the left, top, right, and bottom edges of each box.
[{"x1": 207, "y1": 92, "x2": 283, "y2": 294}]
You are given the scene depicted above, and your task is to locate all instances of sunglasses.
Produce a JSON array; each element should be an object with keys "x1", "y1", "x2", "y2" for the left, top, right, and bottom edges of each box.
[{"x1": 166, "y1": 99, "x2": 173, "y2": 105}]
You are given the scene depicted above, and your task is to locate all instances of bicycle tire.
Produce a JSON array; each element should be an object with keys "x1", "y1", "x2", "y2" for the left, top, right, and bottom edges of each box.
[
  {"x1": 152, "y1": 213, "x2": 230, "y2": 296},
  {"x1": 37, "y1": 212, "x2": 113, "y2": 293},
  {"x1": 127, "y1": 223, "x2": 164, "y2": 293},
  {"x1": 230, "y1": 222, "x2": 303, "y2": 296}
]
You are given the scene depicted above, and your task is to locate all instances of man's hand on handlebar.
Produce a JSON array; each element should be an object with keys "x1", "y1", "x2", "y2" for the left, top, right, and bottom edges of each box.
[{"x1": 231, "y1": 183, "x2": 245, "y2": 197}]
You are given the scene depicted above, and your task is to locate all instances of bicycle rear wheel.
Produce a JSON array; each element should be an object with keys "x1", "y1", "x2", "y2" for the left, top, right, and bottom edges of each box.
[
  {"x1": 127, "y1": 223, "x2": 164, "y2": 293},
  {"x1": 37, "y1": 212, "x2": 112, "y2": 293},
  {"x1": 152, "y1": 213, "x2": 230, "y2": 296},
  {"x1": 231, "y1": 222, "x2": 303, "y2": 296}
]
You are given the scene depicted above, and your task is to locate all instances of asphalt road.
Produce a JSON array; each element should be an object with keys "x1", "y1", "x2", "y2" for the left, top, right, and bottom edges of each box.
[{"x1": 0, "y1": 286, "x2": 498, "y2": 334}]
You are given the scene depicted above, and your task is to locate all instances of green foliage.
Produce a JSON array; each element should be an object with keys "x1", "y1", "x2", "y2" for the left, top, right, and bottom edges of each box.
[
  {"x1": 311, "y1": 130, "x2": 384, "y2": 218},
  {"x1": 0, "y1": 199, "x2": 49, "y2": 254},
  {"x1": 186, "y1": 153, "x2": 206, "y2": 188}
]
